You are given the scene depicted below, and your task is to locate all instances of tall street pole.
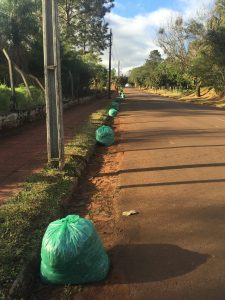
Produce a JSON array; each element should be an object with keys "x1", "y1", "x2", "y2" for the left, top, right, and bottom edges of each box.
[
  {"x1": 108, "y1": 29, "x2": 112, "y2": 99},
  {"x1": 117, "y1": 60, "x2": 120, "y2": 91},
  {"x1": 42, "y1": 0, "x2": 64, "y2": 168}
]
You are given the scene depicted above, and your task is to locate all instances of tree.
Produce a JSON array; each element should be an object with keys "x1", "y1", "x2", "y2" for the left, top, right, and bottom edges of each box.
[
  {"x1": 189, "y1": 0, "x2": 225, "y2": 94},
  {"x1": 58, "y1": 0, "x2": 114, "y2": 54},
  {"x1": 146, "y1": 50, "x2": 162, "y2": 65},
  {"x1": 157, "y1": 17, "x2": 189, "y2": 72},
  {"x1": 0, "y1": 0, "x2": 40, "y2": 68},
  {"x1": 0, "y1": 0, "x2": 116, "y2": 105}
]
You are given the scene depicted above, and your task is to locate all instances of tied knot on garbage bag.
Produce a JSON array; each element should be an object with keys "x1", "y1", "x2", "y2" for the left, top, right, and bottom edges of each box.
[
  {"x1": 40, "y1": 214, "x2": 109, "y2": 285},
  {"x1": 96, "y1": 125, "x2": 115, "y2": 146}
]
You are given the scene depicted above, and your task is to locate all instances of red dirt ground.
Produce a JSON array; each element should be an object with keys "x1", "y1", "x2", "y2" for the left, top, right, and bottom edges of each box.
[{"x1": 0, "y1": 98, "x2": 108, "y2": 204}]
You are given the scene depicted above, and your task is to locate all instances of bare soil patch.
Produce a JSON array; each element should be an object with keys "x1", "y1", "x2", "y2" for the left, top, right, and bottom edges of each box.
[{"x1": 32, "y1": 121, "x2": 124, "y2": 300}]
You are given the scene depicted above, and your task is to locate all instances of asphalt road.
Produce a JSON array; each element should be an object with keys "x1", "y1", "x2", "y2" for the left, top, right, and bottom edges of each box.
[{"x1": 93, "y1": 89, "x2": 225, "y2": 300}]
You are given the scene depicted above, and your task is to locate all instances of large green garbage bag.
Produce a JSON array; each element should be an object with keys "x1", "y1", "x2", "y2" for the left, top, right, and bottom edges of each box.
[
  {"x1": 108, "y1": 108, "x2": 118, "y2": 117},
  {"x1": 40, "y1": 215, "x2": 109, "y2": 285},
  {"x1": 114, "y1": 97, "x2": 122, "y2": 103},
  {"x1": 111, "y1": 101, "x2": 120, "y2": 111},
  {"x1": 96, "y1": 125, "x2": 114, "y2": 146}
]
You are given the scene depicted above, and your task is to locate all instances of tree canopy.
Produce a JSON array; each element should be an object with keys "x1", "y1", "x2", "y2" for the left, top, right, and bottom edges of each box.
[
  {"x1": 0, "y1": 0, "x2": 114, "y2": 98},
  {"x1": 129, "y1": 1, "x2": 225, "y2": 95}
]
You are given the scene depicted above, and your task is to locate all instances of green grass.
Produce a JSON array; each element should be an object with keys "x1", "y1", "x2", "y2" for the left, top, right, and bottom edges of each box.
[
  {"x1": 0, "y1": 107, "x2": 109, "y2": 298},
  {"x1": 0, "y1": 85, "x2": 45, "y2": 113}
]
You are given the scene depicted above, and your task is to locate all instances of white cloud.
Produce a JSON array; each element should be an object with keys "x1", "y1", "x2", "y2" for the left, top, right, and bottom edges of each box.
[
  {"x1": 179, "y1": 0, "x2": 214, "y2": 19},
  {"x1": 102, "y1": 1, "x2": 215, "y2": 73}
]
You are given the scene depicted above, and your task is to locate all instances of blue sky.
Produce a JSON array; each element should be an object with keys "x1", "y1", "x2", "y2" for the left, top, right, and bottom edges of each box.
[
  {"x1": 102, "y1": 0, "x2": 215, "y2": 73},
  {"x1": 113, "y1": 0, "x2": 182, "y2": 17}
]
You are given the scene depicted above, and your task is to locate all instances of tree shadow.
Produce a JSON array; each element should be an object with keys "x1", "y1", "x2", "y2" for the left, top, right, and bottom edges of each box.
[{"x1": 108, "y1": 244, "x2": 209, "y2": 284}]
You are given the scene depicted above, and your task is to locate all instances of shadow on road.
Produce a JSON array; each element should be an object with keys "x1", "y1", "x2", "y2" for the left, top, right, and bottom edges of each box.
[
  {"x1": 108, "y1": 244, "x2": 209, "y2": 284},
  {"x1": 97, "y1": 162, "x2": 225, "y2": 177},
  {"x1": 119, "y1": 178, "x2": 225, "y2": 189}
]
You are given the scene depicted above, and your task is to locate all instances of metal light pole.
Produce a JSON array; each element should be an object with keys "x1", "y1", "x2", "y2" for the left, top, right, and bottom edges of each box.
[{"x1": 42, "y1": 0, "x2": 64, "y2": 168}]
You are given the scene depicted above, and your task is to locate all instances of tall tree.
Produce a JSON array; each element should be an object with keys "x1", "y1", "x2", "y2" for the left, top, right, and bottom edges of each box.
[
  {"x1": 58, "y1": 0, "x2": 114, "y2": 55},
  {"x1": 157, "y1": 17, "x2": 189, "y2": 72},
  {"x1": 0, "y1": 0, "x2": 40, "y2": 67}
]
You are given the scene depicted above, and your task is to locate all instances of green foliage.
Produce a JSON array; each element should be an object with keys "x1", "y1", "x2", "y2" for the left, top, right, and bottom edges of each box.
[
  {"x1": 116, "y1": 75, "x2": 128, "y2": 88},
  {"x1": 129, "y1": 49, "x2": 192, "y2": 90},
  {"x1": 189, "y1": 1, "x2": 225, "y2": 92},
  {"x1": 0, "y1": 85, "x2": 44, "y2": 113},
  {"x1": 130, "y1": 2, "x2": 225, "y2": 94},
  {"x1": 0, "y1": 84, "x2": 11, "y2": 112},
  {"x1": 16, "y1": 86, "x2": 45, "y2": 110},
  {"x1": 0, "y1": 0, "x2": 40, "y2": 66},
  {"x1": 0, "y1": 0, "x2": 113, "y2": 107},
  {"x1": 58, "y1": 0, "x2": 114, "y2": 54}
]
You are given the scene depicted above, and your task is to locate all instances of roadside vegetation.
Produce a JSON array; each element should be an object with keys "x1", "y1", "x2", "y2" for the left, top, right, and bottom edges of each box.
[
  {"x1": 0, "y1": 85, "x2": 45, "y2": 113},
  {"x1": 0, "y1": 0, "x2": 115, "y2": 113},
  {"x1": 129, "y1": 0, "x2": 225, "y2": 101}
]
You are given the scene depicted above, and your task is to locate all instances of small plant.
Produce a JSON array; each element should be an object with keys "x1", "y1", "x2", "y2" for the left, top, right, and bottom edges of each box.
[{"x1": 0, "y1": 84, "x2": 44, "y2": 113}]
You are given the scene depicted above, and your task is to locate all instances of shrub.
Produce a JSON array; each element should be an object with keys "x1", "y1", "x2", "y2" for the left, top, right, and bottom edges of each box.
[
  {"x1": 0, "y1": 85, "x2": 11, "y2": 113},
  {"x1": 0, "y1": 85, "x2": 45, "y2": 113}
]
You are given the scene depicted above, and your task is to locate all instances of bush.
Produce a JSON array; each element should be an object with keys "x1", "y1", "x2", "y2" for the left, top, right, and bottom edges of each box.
[
  {"x1": 0, "y1": 85, "x2": 11, "y2": 113},
  {"x1": 16, "y1": 85, "x2": 45, "y2": 111},
  {"x1": 0, "y1": 85, "x2": 45, "y2": 113}
]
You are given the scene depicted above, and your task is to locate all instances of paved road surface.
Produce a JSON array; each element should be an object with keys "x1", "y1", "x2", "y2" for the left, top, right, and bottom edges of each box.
[
  {"x1": 0, "y1": 99, "x2": 107, "y2": 204},
  {"x1": 85, "y1": 89, "x2": 225, "y2": 300}
]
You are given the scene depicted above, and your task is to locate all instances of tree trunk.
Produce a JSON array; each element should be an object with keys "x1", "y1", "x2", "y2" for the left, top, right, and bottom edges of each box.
[
  {"x1": 196, "y1": 82, "x2": 201, "y2": 97},
  {"x1": 68, "y1": 71, "x2": 74, "y2": 99}
]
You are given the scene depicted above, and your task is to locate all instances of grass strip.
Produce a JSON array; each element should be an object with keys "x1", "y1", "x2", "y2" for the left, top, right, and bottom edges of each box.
[
  {"x1": 0, "y1": 107, "x2": 109, "y2": 298},
  {"x1": 146, "y1": 88, "x2": 225, "y2": 108}
]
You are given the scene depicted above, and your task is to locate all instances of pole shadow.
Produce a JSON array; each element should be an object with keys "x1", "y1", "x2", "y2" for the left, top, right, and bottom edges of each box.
[{"x1": 108, "y1": 244, "x2": 209, "y2": 284}]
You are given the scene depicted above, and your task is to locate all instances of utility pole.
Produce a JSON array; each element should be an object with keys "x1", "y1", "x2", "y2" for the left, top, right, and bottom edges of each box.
[
  {"x1": 42, "y1": 0, "x2": 64, "y2": 168},
  {"x1": 108, "y1": 29, "x2": 112, "y2": 99},
  {"x1": 117, "y1": 60, "x2": 120, "y2": 92}
]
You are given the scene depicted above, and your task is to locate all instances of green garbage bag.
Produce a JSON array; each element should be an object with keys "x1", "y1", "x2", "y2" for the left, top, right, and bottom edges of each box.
[
  {"x1": 111, "y1": 101, "x2": 120, "y2": 111},
  {"x1": 108, "y1": 108, "x2": 118, "y2": 117},
  {"x1": 114, "y1": 97, "x2": 122, "y2": 103},
  {"x1": 40, "y1": 215, "x2": 109, "y2": 285},
  {"x1": 120, "y1": 92, "x2": 125, "y2": 99},
  {"x1": 96, "y1": 125, "x2": 114, "y2": 146}
]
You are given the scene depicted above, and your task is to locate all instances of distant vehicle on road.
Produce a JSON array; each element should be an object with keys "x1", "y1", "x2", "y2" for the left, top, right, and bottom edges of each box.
[{"x1": 125, "y1": 83, "x2": 131, "y2": 88}]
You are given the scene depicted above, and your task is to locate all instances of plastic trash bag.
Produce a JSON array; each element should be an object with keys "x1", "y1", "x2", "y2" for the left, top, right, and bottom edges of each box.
[
  {"x1": 96, "y1": 125, "x2": 115, "y2": 146},
  {"x1": 111, "y1": 101, "x2": 120, "y2": 111},
  {"x1": 120, "y1": 92, "x2": 125, "y2": 99},
  {"x1": 40, "y1": 215, "x2": 109, "y2": 285},
  {"x1": 108, "y1": 108, "x2": 118, "y2": 117}
]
